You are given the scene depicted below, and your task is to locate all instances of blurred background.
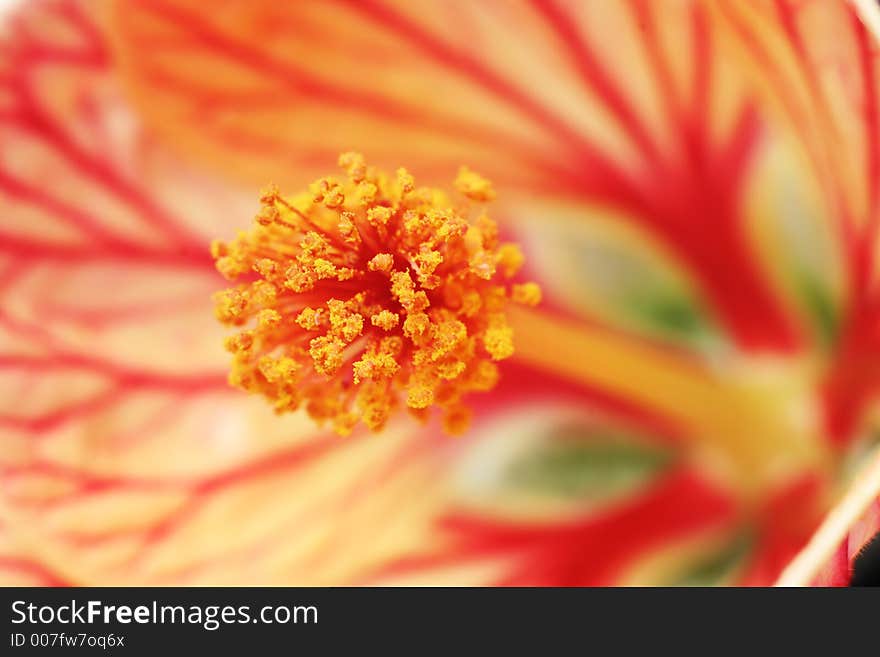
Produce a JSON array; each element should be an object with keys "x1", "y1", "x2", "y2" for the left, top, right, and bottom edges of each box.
[{"x1": 1, "y1": 0, "x2": 879, "y2": 586}]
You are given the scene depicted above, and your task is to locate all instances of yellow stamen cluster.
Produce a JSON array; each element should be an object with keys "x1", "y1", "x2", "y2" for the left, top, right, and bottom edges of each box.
[{"x1": 212, "y1": 153, "x2": 541, "y2": 436}]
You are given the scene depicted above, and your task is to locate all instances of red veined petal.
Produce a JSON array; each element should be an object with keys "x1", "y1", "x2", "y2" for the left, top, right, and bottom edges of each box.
[
  {"x1": 715, "y1": 0, "x2": 880, "y2": 443},
  {"x1": 0, "y1": 0, "x2": 456, "y2": 585},
  {"x1": 1, "y1": 0, "x2": 784, "y2": 587},
  {"x1": 107, "y1": 0, "x2": 811, "y2": 352},
  {"x1": 0, "y1": 0, "x2": 868, "y2": 587}
]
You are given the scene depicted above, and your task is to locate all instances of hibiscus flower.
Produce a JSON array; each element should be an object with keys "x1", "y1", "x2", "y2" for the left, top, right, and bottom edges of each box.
[{"x1": 1, "y1": 0, "x2": 878, "y2": 586}]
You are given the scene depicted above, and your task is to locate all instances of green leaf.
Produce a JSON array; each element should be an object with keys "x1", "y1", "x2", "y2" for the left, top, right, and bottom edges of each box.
[
  {"x1": 505, "y1": 426, "x2": 673, "y2": 500},
  {"x1": 797, "y1": 272, "x2": 840, "y2": 348},
  {"x1": 670, "y1": 532, "x2": 753, "y2": 586},
  {"x1": 619, "y1": 289, "x2": 716, "y2": 345},
  {"x1": 532, "y1": 216, "x2": 724, "y2": 352},
  {"x1": 571, "y1": 243, "x2": 720, "y2": 348}
]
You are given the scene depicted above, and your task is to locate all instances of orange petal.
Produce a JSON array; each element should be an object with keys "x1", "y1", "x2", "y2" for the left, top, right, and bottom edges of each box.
[
  {"x1": 0, "y1": 0, "x2": 449, "y2": 585},
  {"x1": 108, "y1": 0, "x2": 828, "y2": 352}
]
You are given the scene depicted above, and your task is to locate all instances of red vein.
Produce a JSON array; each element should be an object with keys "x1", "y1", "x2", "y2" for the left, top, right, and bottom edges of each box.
[
  {"x1": 530, "y1": 0, "x2": 661, "y2": 163},
  {"x1": 338, "y1": 0, "x2": 623, "y2": 170}
]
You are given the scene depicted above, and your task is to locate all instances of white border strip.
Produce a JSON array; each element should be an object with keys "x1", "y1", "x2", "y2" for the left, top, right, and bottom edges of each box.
[
  {"x1": 776, "y1": 450, "x2": 880, "y2": 585},
  {"x1": 852, "y1": 0, "x2": 880, "y2": 45}
]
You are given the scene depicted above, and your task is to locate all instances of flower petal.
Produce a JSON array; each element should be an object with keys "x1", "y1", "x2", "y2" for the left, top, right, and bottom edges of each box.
[
  {"x1": 108, "y1": 0, "x2": 830, "y2": 352},
  {"x1": 0, "y1": 0, "x2": 448, "y2": 585}
]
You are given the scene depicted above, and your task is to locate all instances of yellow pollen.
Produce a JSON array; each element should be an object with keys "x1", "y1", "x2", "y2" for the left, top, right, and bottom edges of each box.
[
  {"x1": 338, "y1": 152, "x2": 367, "y2": 182},
  {"x1": 368, "y1": 253, "x2": 394, "y2": 273},
  {"x1": 367, "y1": 206, "x2": 393, "y2": 226},
  {"x1": 371, "y1": 310, "x2": 400, "y2": 330},
  {"x1": 497, "y1": 243, "x2": 525, "y2": 278},
  {"x1": 396, "y1": 168, "x2": 415, "y2": 195},
  {"x1": 455, "y1": 166, "x2": 496, "y2": 202},
  {"x1": 483, "y1": 315, "x2": 515, "y2": 361},
  {"x1": 212, "y1": 154, "x2": 540, "y2": 435},
  {"x1": 512, "y1": 282, "x2": 542, "y2": 306}
]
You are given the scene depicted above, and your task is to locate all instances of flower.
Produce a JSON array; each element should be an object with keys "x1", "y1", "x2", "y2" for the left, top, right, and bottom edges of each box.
[
  {"x1": 2, "y1": 0, "x2": 879, "y2": 586},
  {"x1": 213, "y1": 153, "x2": 539, "y2": 435}
]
